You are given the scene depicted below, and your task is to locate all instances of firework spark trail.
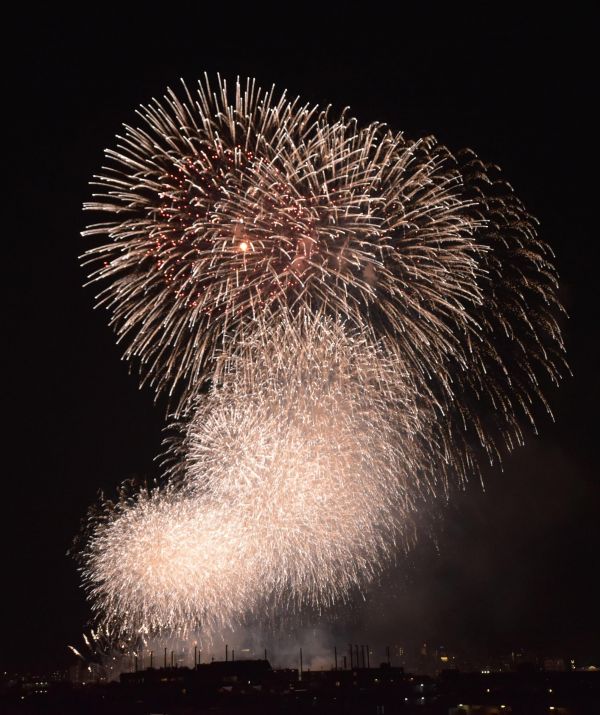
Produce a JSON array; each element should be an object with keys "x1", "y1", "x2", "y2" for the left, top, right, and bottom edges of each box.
[{"x1": 78, "y1": 75, "x2": 565, "y2": 640}]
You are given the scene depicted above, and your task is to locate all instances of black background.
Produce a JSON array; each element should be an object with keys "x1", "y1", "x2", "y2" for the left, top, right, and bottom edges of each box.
[{"x1": 3, "y1": 6, "x2": 598, "y2": 671}]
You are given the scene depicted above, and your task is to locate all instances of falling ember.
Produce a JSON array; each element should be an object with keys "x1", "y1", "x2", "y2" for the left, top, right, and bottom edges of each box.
[{"x1": 77, "y1": 74, "x2": 565, "y2": 641}]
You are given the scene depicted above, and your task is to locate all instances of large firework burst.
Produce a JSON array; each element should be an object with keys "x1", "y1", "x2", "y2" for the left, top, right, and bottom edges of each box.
[
  {"x1": 81, "y1": 314, "x2": 457, "y2": 637},
  {"x1": 83, "y1": 75, "x2": 563, "y2": 425}
]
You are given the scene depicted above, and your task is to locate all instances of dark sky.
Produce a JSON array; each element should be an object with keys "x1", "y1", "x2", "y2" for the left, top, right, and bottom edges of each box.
[{"x1": 3, "y1": 7, "x2": 598, "y2": 671}]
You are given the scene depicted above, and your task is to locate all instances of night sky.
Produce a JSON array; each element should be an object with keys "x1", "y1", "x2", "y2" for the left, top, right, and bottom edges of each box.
[{"x1": 3, "y1": 7, "x2": 598, "y2": 671}]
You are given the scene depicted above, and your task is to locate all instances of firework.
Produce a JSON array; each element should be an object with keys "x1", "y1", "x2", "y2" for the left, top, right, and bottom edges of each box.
[
  {"x1": 81, "y1": 314, "x2": 463, "y2": 636},
  {"x1": 78, "y1": 75, "x2": 565, "y2": 640},
  {"x1": 80, "y1": 485, "x2": 256, "y2": 637},
  {"x1": 83, "y1": 75, "x2": 563, "y2": 426}
]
